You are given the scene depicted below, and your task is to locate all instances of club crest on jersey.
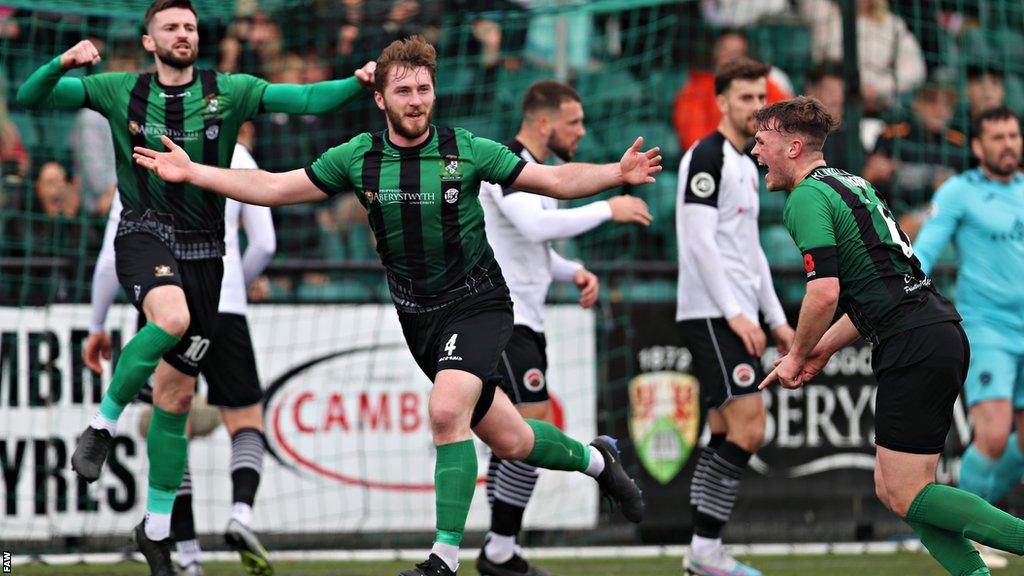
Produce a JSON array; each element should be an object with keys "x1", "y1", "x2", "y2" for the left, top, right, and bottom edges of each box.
[
  {"x1": 732, "y1": 363, "x2": 756, "y2": 388},
  {"x1": 205, "y1": 124, "x2": 220, "y2": 140},
  {"x1": 154, "y1": 265, "x2": 174, "y2": 278},
  {"x1": 523, "y1": 368, "x2": 546, "y2": 392},
  {"x1": 205, "y1": 94, "x2": 219, "y2": 114},
  {"x1": 628, "y1": 371, "x2": 700, "y2": 484},
  {"x1": 690, "y1": 172, "x2": 716, "y2": 198},
  {"x1": 445, "y1": 188, "x2": 459, "y2": 204},
  {"x1": 440, "y1": 155, "x2": 462, "y2": 181},
  {"x1": 128, "y1": 121, "x2": 144, "y2": 135},
  {"x1": 363, "y1": 190, "x2": 376, "y2": 203}
]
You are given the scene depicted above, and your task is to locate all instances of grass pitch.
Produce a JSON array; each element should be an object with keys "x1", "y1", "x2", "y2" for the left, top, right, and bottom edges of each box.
[{"x1": 13, "y1": 553, "x2": 1024, "y2": 575}]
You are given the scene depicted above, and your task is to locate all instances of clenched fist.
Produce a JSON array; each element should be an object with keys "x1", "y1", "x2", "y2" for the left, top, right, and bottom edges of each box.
[{"x1": 60, "y1": 40, "x2": 102, "y2": 70}]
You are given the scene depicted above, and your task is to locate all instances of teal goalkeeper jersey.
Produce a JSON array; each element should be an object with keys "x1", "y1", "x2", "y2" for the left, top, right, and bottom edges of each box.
[
  {"x1": 914, "y1": 169, "x2": 1024, "y2": 334},
  {"x1": 306, "y1": 125, "x2": 527, "y2": 311},
  {"x1": 784, "y1": 166, "x2": 960, "y2": 344},
  {"x1": 83, "y1": 70, "x2": 267, "y2": 259}
]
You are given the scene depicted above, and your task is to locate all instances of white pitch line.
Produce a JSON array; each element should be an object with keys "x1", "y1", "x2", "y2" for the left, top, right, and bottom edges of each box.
[{"x1": 13, "y1": 542, "x2": 927, "y2": 567}]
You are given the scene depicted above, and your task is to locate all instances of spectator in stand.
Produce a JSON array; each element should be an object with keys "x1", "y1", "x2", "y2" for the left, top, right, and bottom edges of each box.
[
  {"x1": 71, "y1": 42, "x2": 140, "y2": 217},
  {"x1": 219, "y1": 8, "x2": 282, "y2": 75},
  {"x1": 673, "y1": 29, "x2": 792, "y2": 151},
  {"x1": 254, "y1": 53, "x2": 341, "y2": 266},
  {"x1": 806, "y1": 61, "x2": 862, "y2": 169},
  {"x1": 0, "y1": 78, "x2": 29, "y2": 196},
  {"x1": 864, "y1": 82, "x2": 970, "y2": 233},
  {"x1": 966, "y1": 65, "x2": 1007, "y2": 122},
  {"x1": 700, "y1": 0, "x2": 788, "y2": 28},
  {"x1": 4, "y1": 161, "x2": 91, "y2": 305},
  {"x1": 801, "y1": 0, "x2": 926, "y2": 115}
]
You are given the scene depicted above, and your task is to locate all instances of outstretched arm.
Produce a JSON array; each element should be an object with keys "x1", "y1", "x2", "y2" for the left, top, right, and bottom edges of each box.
[
  {"x1": 510, "y1": 137, "x2": 662, "y2": 200},
  {"x1": 260, "y1": 61, "x2": 375, "y2": 114},
  {"x1": 16, "y1": 40, "x2": 100, "y2": 109},
  {"x1": 133, "y1": 135, "x2": 326, "y2": 206}
]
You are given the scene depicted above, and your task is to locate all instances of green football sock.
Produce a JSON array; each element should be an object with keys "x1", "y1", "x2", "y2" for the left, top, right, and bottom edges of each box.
[
  {"x1": 146, "y1": 405, "x2": 188, "y2": 515},
  {"x1": 434, "y1": 439, "x2": 477, "y2": 546},
  {"x1": 907, "y1": 483, "x2": 1024, "y2": 555},
  {"x1": 98, "y1": 323, "x2": 179, "y2": 421},
  {"x1": 523, "y1": 419, "x2": 589, "y2": 473},
  {"x1": 905, "y1": 519, "x2": 987, "y2": 575}
]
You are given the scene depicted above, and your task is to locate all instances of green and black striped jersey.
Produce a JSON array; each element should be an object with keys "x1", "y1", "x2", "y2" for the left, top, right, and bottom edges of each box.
[
  {"x1": 306, "y1": 125, "x2": 527, "y2": 312},
  {"x1": 783, "y1": 166, "x2": 960, "y2": 344},
  {"x1": 82, "y1": 70, "x2": 267, "y2": 259}
]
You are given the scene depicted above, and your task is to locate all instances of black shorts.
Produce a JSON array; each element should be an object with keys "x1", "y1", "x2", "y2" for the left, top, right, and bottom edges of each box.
[
  {"x1": 873, "y1": 321, "x2": 969, "y2": 455},
  {"x1": 132, "y1": 312, "x2": 261, "y2": 408},
  {"x1": 116, "y1": 233, "x2": 223, "y2": 377},
  {"x1": 678, "y1": 318, "x2": 765, "y2": 409},
  {"x1": 201, "y1": 313, "x2": 262, "y2": 408},
  {"x1": 498, "y1": 325, "x2": 549, "y2": 405},
  {"x1": 398, "y1": 283, "x2": 514, "y2": 426}
]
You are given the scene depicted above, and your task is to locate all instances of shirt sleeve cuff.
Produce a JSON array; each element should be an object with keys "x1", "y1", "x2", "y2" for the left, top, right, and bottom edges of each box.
[
  {"x1": 499, "y1": 159, "x2": 528, "y2": 186},
  {"x1": 304, "y1": 166, "x2": 335, "y2": 197}
]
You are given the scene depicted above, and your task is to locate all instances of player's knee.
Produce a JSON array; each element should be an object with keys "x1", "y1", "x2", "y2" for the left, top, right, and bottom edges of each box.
[
  {"x1": 886, "y1": 491, "x2": 915, "y2": 519},
  {"x1": 428, "y1": 404, "x2": 470, "y2": 441},
  {"x1": 157, "y1": 390, "x2": 194, "y2": 415},
  {"x1": 491, "y1": 428, "x2": 533, "y2": 460},
  {"x1": 151, "y1": 309, "x2": 191, "y2": 337}
]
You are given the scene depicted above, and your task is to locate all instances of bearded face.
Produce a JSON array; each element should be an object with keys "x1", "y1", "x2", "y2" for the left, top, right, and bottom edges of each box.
[
  {"x1": 377, "y1": 65, "x2": 436, "y2": 142},
  {"x1": 146, "y1": 7, "x2": 199, "y2": 70}
]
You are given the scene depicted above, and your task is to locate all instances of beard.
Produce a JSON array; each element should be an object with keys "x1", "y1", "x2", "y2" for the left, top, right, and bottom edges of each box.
[
  {"x1": 984, "y1": 150, "x2": 1022, "y2": 177},
  {"x1": 547, "y1": 133, "x2": 576, "y2": 162},
  {"x1": 155, "y1": 43, "x2": 198, "y2": 70},
  {"x1": 385, "y1": 102, "x2": 433, "y2": 140}
]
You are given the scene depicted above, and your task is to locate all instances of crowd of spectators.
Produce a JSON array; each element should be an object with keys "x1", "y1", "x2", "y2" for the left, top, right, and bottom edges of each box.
[{"x1": 0, "y1": 0, "x2": 1021, "y2": 304}]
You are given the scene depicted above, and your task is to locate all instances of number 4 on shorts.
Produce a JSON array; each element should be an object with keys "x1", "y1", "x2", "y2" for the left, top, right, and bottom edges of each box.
[{"x1": 445, "y1": 333, "x2": 458, "y2": 356}]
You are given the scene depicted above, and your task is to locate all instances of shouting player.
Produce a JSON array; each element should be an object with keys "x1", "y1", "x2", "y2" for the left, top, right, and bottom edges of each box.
[
  {"x1": 478, "y1": 79, "x2": 652, "y2": 576},
  {"x1": 17, "y1": 1, "x2": 373, "y2": 573},
  {"x1": 133, "y1": 36, "x2": 658, "y2": 576},
  {"x1": 756, "y1": 97, "x2": 1024, "y2": 576}
]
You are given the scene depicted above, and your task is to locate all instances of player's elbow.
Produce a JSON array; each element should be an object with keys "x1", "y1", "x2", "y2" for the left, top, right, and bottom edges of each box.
[
  {"x1": 807, "y1": 278, "x2": 840, "y2": 307},
  {"x1": 14, "y1": 87, "x2": 38, "y2": 109}
]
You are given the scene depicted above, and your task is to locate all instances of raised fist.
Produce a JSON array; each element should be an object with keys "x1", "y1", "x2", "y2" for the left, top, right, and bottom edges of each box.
[{"x1": 60, "y1": 40, "x2": 102, "y2": 70}]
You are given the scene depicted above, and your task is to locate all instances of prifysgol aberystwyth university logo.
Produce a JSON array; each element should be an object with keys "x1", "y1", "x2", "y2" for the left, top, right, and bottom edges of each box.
[{"x1": 628, "y1": 371, "x2": 700, "y2": 484}]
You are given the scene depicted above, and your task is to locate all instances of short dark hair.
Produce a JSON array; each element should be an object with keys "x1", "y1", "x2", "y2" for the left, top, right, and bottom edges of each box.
[
  {"x1": 972, "y1": 106, "x2": 1020, "y2": 139},
  {"x1": 522, "y1": 80, "x2": 581, "y2": 118},
  {"x1": 714, "y1": 28, "x2": 747, "y2": 47},
  {"x1": 143, "y1": 0, "x2": 196, "y2": 32},
  {"x1": 375, "y1": 35, "x2": 437, "y2": 93},
  {"x1": 753, "y1": 96, "x2": 839, "y2": 152},
  {"x1": 807, "y1": 61, "x2": 843, "y2": 87},
  {"x1": 914, "y1": 81, "x2": 956, "y2": 105},
  {"x1": 714, "y1": 57, "x2": 771, "y2": 95},
  {"x1": 967, "y1": 63, "x2": 1005, "y2": 82}
]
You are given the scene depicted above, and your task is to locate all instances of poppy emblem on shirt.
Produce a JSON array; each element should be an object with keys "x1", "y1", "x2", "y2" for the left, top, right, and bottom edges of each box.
[{"x1": 803, "y1": 253, "x2": 815, "y2": 274}]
